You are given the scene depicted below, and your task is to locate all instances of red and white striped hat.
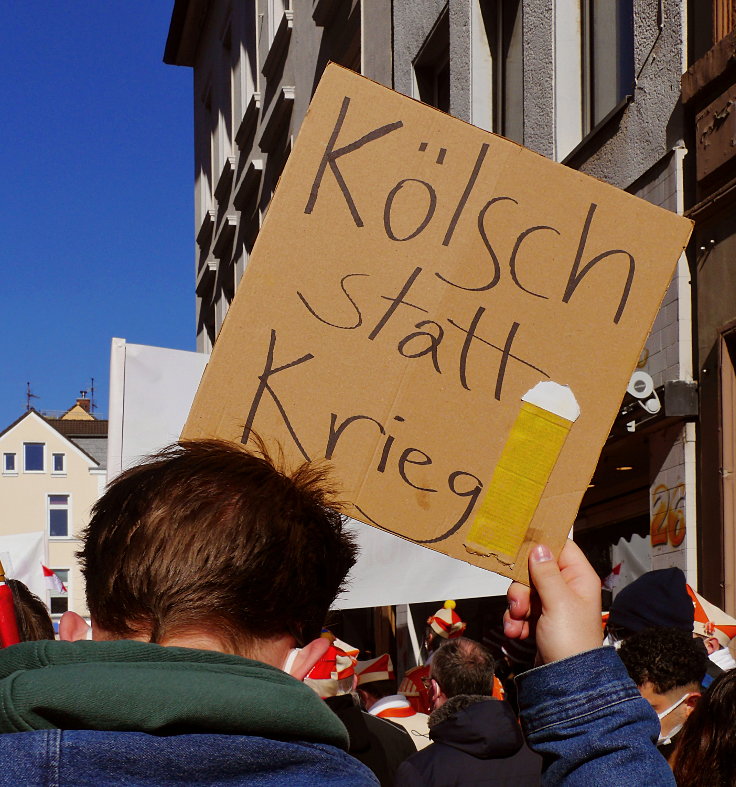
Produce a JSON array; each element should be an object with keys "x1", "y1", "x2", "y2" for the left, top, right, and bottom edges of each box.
[
  {"x1": 687, "y1": 585, "x2": 736, "y2": 648},
  {"x1": 304, "y1": 643, "x2": 358, "y2": 698},
  {"x1": 428, "y1": 600, "x2": 466, "y2": 639},
  {"x1": 355, "y1": 653, "x2": 395, "y2": 685},
  {"x1": 306, "y1": 644, "x2": 357, "y2": 682}
]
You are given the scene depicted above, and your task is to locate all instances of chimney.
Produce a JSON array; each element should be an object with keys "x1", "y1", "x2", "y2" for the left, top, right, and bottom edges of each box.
[{"x1": 76, "y1": 398, "x2": 91, "y2": 413}]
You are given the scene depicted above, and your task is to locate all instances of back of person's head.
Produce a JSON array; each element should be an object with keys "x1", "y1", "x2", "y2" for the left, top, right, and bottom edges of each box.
[
  {"x1": 672, "y1": 669, "x2": 736, "y2": 787},
  {"x1": 79, "y1": 438, "x2": 357, "y2": 654},
  {"x1": 618, "y1": 627, "x2": 707, "y2": 693},
  {"x1": 431, "y1": 637, "x2": 495, "y2": 699},
  {"x1": 7, "y1": 579, "x2": 54, "y2": 641},
  {"x1": 426, "y1": 600, "x2": 466, "y2": 643},
  {"x1": 358, "y1": 678, "x2": 396, "y2": 700},
  {"x1": 355, "y1": 653, "x2": 395, "y2": 695},
  {"x1": 608, "y1": 568, "x2": 692, "y2": 640}
]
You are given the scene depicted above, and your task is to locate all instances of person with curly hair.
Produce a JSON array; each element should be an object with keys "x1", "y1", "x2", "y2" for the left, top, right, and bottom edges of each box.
[
  {"x1": 670, "y1": 668, "x2": 736, "y2": 786},
  {"x1": 618, "y1": 626, "x2": 708, "y2": 761}
]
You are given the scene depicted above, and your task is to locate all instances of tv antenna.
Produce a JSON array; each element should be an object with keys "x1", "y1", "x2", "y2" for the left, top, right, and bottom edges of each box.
[{"x1": 25, "y1": 382, "x2": 40, "y2": 412}]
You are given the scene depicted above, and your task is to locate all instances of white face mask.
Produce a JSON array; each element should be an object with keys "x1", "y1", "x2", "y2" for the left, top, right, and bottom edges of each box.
[
  {"x1": 656, "y1": 692, "x2": 690, "y2": 746},
  {"x1": 282, "y1": 648, "x2": 301, "y2": 675}
]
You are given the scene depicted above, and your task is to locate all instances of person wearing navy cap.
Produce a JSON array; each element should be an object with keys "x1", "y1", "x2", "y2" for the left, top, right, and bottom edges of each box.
[{"x1": 606, "y1": 567, "x2": 694, "y2": 644}]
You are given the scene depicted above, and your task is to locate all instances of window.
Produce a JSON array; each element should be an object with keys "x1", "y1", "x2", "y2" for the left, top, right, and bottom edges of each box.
[
  {"x1": 2, "y1": 453, "x2": 16, "y2": 473},
  {"x1": 24, "y1": 443, "x2": 44, "y2": 472},
  {"x1": 476, "y1": 0, "x2": 523, "y2": 141},
  {"x1": 48, "y1": 494, "x2": 70, "y2": 538},
  {"x1": 51, "y1": 453, "x2": 66, "y2": 474},
  {"x1": 414, "y1": 9, "x2": 451, "y2": 113},
  {"x1": 581, "y1": 0, "x2": 634, "y2": 132},
  {"x1": 268, "y1": 0, "x2": 287, "y2": 44},
  {"x1": 555, "y1": 0, "x2": 634, "y2": 160},
  {"x1": 49, "y1": 568, "x2": 69, "y2": 616}
]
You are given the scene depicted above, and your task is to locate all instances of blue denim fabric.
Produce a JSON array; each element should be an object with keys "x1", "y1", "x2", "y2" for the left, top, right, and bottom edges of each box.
[
  {"x1": 516, "y1": 647, "x2": 675, "y2": 786},
  {"x1": 0, "y1": 730, "x2": 378, "y2": 786}
]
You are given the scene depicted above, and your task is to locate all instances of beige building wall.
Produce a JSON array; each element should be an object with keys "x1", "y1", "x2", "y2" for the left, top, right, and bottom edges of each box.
[{"x1": 0, "y1": 412, "x2": 104, "y2": 620}]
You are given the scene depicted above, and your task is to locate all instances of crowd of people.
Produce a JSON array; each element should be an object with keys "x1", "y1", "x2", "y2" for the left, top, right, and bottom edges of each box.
[{"x1": 0, "y1": 438, "x2": 734, "y2": 785}]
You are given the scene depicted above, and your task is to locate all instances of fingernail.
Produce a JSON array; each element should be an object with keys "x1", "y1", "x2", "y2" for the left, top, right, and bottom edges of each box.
[
  {"x1": 503, "y1": 619, "x2": 514, "y2": 634},
  {"x1": 531, "y1": 544, "x2": 553, "y2": 563},
  {"x1": 508, "y1": 598, "x2": 518, "y2": 610}
]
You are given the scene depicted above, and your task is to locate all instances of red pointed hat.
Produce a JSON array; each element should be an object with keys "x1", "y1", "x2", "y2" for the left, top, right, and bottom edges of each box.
[
  {"x1": 306, "y1": 643, "x2": 357, "y2": 682},
  {"x1": 428, "y1": 600, "x2": 466, "y2": 639},
  {"x1": 687, "y1": 585, "x2": 736, "y2": 648},
  {"x1": 355, "y1": 653, "x2": 395, "y2": 685}
]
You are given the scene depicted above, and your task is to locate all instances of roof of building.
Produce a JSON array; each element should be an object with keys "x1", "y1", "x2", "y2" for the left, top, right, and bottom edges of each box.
[
  {"x1": 60, "y1": 403, "x2": 95, "y2": 421},
  {"x1": 44, "y1": 418, "x2": 108, "y2": 437},
  {"x1": 0, "y1": 409, "x2": 103, "y2": 468},
  {"x1": 163, "y1": 0, "x2": 210, "y2": 67}
]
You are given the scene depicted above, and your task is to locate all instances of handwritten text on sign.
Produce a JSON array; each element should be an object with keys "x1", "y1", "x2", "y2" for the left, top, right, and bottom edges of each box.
[{"x1": 184, "y1": 65, "x2": 692, "y2": 582}]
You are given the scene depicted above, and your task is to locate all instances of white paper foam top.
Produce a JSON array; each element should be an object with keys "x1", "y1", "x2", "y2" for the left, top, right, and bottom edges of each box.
[{"x1": 521, "y1": 381, "x2": 580, "y2": 422}]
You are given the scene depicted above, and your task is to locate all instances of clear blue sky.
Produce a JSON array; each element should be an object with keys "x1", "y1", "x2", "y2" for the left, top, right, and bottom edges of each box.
[{"x1": 0, "y1": 2, "x2": 193, "y2": 426}]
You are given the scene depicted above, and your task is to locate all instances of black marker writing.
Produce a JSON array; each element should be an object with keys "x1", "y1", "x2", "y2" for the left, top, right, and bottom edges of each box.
[
  {"x1": 563, "y1": 202, "x2": 635, "y2": 324},
  {"x1": 241, "y1": 329, "x2": 314, "y2": 461},
  {"x1": 305, "y1": 95, "x2": 403, "y2": 227}
]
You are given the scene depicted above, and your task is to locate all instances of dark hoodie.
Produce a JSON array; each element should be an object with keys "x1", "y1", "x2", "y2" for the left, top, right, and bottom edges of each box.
[{"x1": 395, "y1": 695, "x2": 541, "y2": 786}]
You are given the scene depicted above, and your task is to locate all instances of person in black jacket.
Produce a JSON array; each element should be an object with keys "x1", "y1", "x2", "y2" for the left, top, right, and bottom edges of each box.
[
  {"x1": 395, "y1": 637, "x2": 541, "y2": 786},
  {"x1": 304, "y1": 639, "x2": 416, "y2": 785}
]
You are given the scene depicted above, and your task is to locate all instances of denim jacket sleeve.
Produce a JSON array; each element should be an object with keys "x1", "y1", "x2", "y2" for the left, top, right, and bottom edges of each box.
[{"x1": 516, "y1": 647, "x2": 675, "y2": 786}]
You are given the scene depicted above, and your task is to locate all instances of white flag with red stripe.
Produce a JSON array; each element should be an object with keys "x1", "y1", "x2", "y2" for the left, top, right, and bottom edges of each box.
[
  {"x1": 601, "y1": 562, "x2": 623, "y2": 591},
  {"x1": 42, "y1": 565, "x2": 67, "y2": 593}
]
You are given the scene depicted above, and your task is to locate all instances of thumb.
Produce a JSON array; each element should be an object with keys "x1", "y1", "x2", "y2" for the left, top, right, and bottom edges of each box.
[{"x1": 528, "y1": 544, "x2": 568, "y2": 605}]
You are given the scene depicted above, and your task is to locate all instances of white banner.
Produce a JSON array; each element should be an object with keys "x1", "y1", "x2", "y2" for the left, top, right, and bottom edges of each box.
[
  {"x1": 0, "y1": 531, "x2": 46, "y2": 600},
  {"x1": 107, "y1": 340, "x2": 510, "y2": 608}
]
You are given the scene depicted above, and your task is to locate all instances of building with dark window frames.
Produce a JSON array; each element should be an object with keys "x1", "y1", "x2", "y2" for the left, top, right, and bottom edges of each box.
[
  {"x1": 682, "y1": 1, "x2": 736, "y2": 615},
  {"x1": 164, "y1": 0, "x2": 701, "y2": 636}
]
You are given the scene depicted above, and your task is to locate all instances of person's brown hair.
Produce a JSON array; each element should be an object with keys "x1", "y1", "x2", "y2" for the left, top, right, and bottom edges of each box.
[
  {"x1": 431, "y1": 637, "x2": 495, "y2": 699},
  {"x1": 671, "y1": 669, "x2": 736, "y2": 787},
  {"x1": 79, "y1": 438, "x2": 357, "y2": 652},
  {"x1": 7, "y1": 579, "x2": 55, "y2": 641}
]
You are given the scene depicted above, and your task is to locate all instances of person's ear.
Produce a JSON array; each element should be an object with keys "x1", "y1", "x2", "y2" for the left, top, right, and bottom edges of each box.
[
  {"x1": 704, "y1": 637, "x2": 721, "y2": 655},
  {"x1": 287, "y1": 637, "x2": 330, "y2": 680},
  {"x1": 58, "y1": 611, "x2": 91, "y2": 642},
  {"x1": 685, "y1": 693, "x2": 700, "y2": 716},
  {"x1": 430, "y1": 678, "x2": 445, "y2": 708}
]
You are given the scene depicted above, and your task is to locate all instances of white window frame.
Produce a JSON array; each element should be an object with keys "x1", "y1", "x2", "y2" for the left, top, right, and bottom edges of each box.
[
  {"x1": 473, "y1": 1, "x2": 524, "y2": 141},
  {"x1": 48, "y1": 567, "x2": 70, "y2": 618},
  {"x1": 554, "y1": 0, "x2": 584, "y2": 161},
  {"x1": 23, "y1": 442, "x2": 45, "y2": 473},
  {"x1": 51, "y1": 452, "x2": 66, "y2": 475},
  {"x1": 2, "y1": 452, "x2": 17, "y2": 475},
  {"x1": 47, "y1": 494, "x2": 71, "y2": 539},
  {"x1": 555, "y1": 0, "x2": 634, "y2": 161},
  {"x1": 268, "y1": 0, "x2": 287, "y2": 44}
]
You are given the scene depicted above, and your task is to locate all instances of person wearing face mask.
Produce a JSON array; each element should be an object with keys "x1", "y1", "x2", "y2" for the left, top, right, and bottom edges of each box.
[
  {"x1": 618, "y1": 626, "x2": 708, "y2": 761},
  {"x1": 303, "y1": 640, "x2": 416, "y2": 786}
]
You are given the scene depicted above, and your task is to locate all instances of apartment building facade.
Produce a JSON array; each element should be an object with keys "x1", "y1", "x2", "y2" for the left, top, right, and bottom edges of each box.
[{"x1": 0, "y1": 399, "x2": 107, "y2": 620}]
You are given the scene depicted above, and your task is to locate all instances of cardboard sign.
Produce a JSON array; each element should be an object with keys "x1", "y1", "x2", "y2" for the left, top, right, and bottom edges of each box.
[{"x1": 183, "y1": 64, "x2": 692, "y2": 584}]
